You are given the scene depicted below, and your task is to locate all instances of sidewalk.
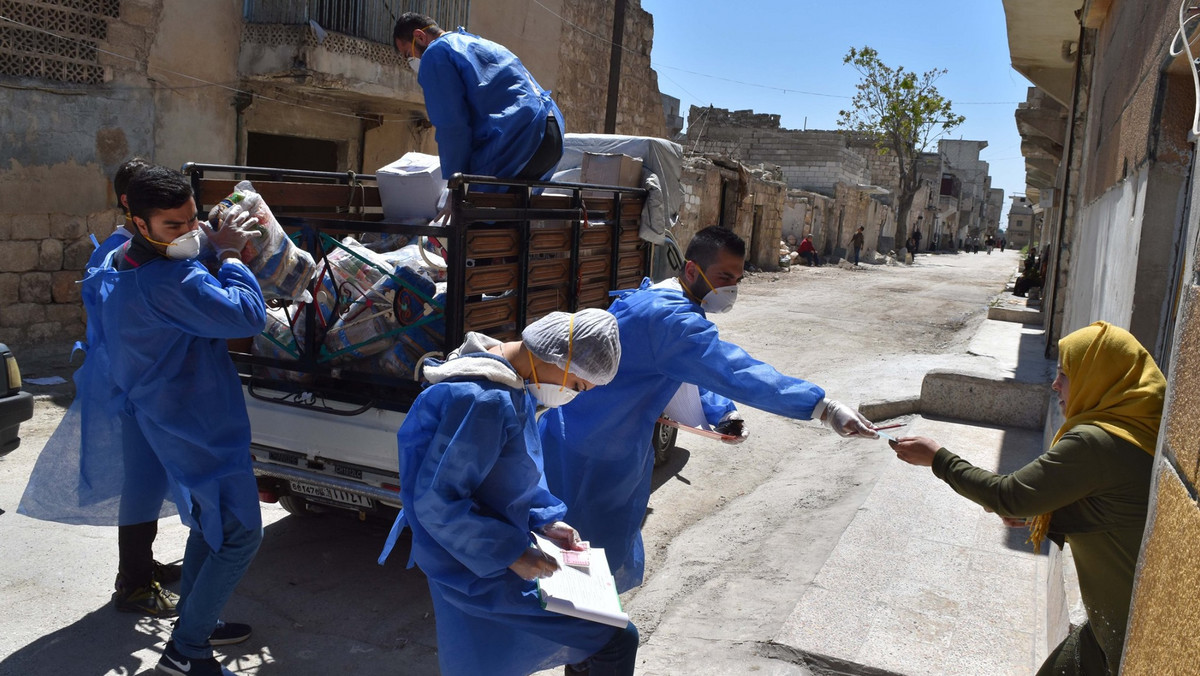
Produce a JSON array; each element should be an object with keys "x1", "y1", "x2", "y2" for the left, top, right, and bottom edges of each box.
[{"x1": 773, "y1": 310, "x2": 1058, "y2": 674}]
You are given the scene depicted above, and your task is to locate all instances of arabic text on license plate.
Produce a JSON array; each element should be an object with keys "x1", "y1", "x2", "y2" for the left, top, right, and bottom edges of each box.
[{"x1": 288, "y1": 481, "x2": 373, "y2": 508}]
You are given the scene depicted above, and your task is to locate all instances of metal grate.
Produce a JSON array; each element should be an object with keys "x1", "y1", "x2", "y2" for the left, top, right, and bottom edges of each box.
[
  {"x1": 244, "y1": 0, "x2": 470, "y2": 46},
  {"x1": 0, "y1": 0, "x2": 115, "y2": 84}
]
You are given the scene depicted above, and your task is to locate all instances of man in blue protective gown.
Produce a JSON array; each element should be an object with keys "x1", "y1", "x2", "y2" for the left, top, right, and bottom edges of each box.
[
  {"x1": 84, "y1": 166, "x2": 266, "y2": 676},
  {"x1": 540, "y1": 226, "x2": 880, "y2": 593},
  {"x1": 379, "y1": 309, "x2": 638, "y2": 676},
  {"x1": 394, "y1": 12, "x2": 564, "y2": 183}
]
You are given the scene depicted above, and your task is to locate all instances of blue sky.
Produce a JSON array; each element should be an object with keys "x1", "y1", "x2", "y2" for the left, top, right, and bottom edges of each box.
[{"x1": 641, "y1": 0, "x2": 1032, "y2": 221}]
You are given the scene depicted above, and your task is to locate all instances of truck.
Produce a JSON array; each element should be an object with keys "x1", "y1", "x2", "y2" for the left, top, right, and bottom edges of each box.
[{"x1": 184, "y1": 159, "x2": 680, "y2": 519}]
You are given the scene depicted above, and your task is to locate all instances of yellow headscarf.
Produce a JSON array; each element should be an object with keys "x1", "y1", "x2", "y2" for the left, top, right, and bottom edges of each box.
[{"x1": 1027, "y1": 321, "x2": 1165, "y2": 548}]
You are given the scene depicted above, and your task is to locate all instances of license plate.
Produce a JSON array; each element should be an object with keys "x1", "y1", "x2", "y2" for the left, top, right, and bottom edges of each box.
[{"x1": 288, "y1": 481, "x2": 374, "y2": 508}]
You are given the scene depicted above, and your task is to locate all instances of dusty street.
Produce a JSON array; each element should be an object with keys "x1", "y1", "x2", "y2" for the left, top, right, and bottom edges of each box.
[{"x1": 0, "y1": 249, "x2": 1022, "y2": 675}]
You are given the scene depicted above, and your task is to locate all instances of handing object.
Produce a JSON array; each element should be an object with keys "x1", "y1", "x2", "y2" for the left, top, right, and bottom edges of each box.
[{"x1": 821, "y1": 399, "x2": 879, "y2": 439}]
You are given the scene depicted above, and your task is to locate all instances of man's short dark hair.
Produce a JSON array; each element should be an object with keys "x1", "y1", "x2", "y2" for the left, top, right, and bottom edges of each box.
[
  {"x1": 393, "y1": 12, "x2": 438, "y2": 44},
  {"x1": 113, "y1": 157, "x2": 149, "y2": 199},
  {"x1": 686, "y1": 226, "x2": 745, "y2": 268},
  {"x1": 126, "y1": 165, "x2": 193, "y2": 222}
]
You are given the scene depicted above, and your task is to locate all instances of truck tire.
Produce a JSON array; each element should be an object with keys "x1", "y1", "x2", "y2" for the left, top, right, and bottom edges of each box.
[
  {"x1": 652, "y1": 420, "x2": 677, "y2": 468},
  {"x1": 278, "y1": 494, "x2": 319, "y2": 517}
]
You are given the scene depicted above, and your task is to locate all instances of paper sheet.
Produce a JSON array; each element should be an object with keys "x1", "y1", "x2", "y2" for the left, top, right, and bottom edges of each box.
[{"x1": 534, "y1": 534, "x2": 629, "y2": 628}]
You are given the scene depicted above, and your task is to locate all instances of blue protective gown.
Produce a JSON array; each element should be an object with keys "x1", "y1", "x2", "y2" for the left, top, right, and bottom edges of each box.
[
  {"x1": 418, "y1": 29, "x2": 564, "y2": 181},
  {"x1": 539, "y1": 279, "x2": 827, "y2": 591},
  {"x1": 20, "y1": 246, "x2": 267, "y2": 551},
  {"x1": 393, "y1": 346, "x2": 618, "y2": 676}
]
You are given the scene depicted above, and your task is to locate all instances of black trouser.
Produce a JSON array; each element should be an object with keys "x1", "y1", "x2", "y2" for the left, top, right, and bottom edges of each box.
[
  {"x1": 515, "y1": 115, "x2": 563, "y2": 182},
  {"x1": 118, "y1": 520, "x2": 158, "y2": 588}
]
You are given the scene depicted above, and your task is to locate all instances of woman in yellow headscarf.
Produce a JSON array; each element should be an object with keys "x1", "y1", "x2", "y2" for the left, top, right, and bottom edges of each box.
[{"x1": 890, "y1": 321, "x2": 1164, "y2": 676}]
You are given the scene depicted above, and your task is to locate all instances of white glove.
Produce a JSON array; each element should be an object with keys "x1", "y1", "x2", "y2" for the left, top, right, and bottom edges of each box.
[
  {"x1": 820, "y1": 399, "x2": 878, "y2": 439},
  {"x1": 714, "y1": 410, "x2": 749, "y2": 445},
  {"x1": 201, "y1": 210, "x2": 261, "y2": 257}
]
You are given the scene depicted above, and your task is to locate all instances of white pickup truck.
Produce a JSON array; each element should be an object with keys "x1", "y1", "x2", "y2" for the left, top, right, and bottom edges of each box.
[{"x1": 185, "y1": 162, "x2": 672, "y2": 518}]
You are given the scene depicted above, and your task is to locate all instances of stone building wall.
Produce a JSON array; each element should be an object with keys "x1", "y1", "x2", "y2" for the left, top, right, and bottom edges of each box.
[
  {"x1": 550, "y1": 0, "x2": 666, "y2": 137},
  {"x1": 685, "y1": 106, "x2": 870, "y2": 195},
  {"x1": 676, "y1": 156, "x2": 787, "y2": 271}
]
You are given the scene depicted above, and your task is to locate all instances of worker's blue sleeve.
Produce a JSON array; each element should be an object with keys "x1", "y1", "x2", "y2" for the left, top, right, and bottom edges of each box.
[
  {"x1": 699, "y1": 389, "x2": 737, "y2": 425},
  {"x1": 653, "y1": 302, "x2": 825, "y2": 420},
  {"x1": 141, "y1": 259, "x2": 266, "y2": 339},
  {"x1": 410, "y1": 389, "x2": 549, "y2": 580},
  {"x1": 419, "y1": 46, "x2": 473, "y2": 179}
]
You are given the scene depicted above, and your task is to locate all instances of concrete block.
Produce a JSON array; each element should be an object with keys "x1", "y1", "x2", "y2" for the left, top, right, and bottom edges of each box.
[
  {"x1": 0, "y1": 241, "x2": 39, "y2": 272},
  {"x1": 11, "y1": 214, "x2": 50, "y2": 240},
  {"x1": 858, "y1": 396, "x2": 920, "y2": 421},
  {"x1": 921, "y1": 369, "x2": 1048, "y2": 429},
  {"x1": 0, "y1": 302, "x2": 47, "y2": 327},
  {"x1": 0, "y1": 214, "x2": 11, "y2": 240},
  {"x1": 51, "y1": 270, "x2": 82, "y2": 304},
  {"x1": 38, "y1": 239, "x2": 63, "y2": 271},
  {"x1": 45, "y1": 303, "x2": 82, "y2": 324},
  {"x1": 50, "y1": 214, "x2": 89, "y2": 240},
  {"x1": 19, "y1": 272, "x2": 52, "y2": 304},
  {"x1": 0, "y1": 273, "x2": 17, "y2": 303},
  {"x1": 987, "y1": 305, "x2": 1043, "y2": 325},
  {"x1": 63, "y1": 239, "x2": 94, "y2": 270}
]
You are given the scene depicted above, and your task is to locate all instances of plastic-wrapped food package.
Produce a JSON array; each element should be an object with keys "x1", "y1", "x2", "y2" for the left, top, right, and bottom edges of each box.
[
  {"x1": 251, "y1": 307, "x2": 310, "y2": 383},
  {"x1": 374, "y1": 295, "x2": 447, "y2": 379},
  {"x1": 325, "y1": 264, "x2": 438, "y2": 361},
  {"x1": 208, "y1": 180, "x2": 317, "y2": 302}
]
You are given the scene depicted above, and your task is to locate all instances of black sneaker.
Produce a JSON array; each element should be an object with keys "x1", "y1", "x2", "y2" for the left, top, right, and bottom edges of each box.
[
  {"x1": 209, "y1": 620, "x2": 252, "y2": 646},
  {"x1": 154, "y1": 560, "x2": 183, "y2": 585},
  {"x1": 113, "y1": 579, "x2": 178, "y2": 617},
  {"x1": 157, "y1": 640, "x2": 233, "y2": 676}
]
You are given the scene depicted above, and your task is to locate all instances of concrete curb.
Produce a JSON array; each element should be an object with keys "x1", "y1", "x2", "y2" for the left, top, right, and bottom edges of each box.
[
  {"x1": 857, "y1": 397, "x2": 920, "y2": 422},
  {"x1": 920, "y1": 369, "x2": 1048, "y2": 430},
  {"x1": 986, "y1": 305, "x2": 1044, "y2": 325}
]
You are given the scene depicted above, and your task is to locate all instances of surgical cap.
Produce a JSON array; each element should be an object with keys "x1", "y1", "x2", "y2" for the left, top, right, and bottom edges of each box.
[{"x1": 522, "y1": 309, "x2": 621, "y2": 385}]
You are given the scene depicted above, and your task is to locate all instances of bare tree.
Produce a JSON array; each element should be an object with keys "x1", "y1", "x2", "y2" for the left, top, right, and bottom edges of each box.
[{"x1": 838, "y1": 46, "x2": 964, "y2": 249}]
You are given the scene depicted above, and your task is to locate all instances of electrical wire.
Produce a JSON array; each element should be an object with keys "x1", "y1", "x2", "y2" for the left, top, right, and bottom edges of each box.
[{"x1": 1169, "y1": 0, "x2": 1200, "y2": 136}]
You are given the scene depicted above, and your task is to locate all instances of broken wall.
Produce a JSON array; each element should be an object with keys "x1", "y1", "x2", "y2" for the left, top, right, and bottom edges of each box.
[{"x1": 676, "y1": 156, "x2": 786, "y2": 270}]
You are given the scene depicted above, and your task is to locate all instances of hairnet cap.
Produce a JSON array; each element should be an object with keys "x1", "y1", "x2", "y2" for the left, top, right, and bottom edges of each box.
[{"x1": 522, "y1": 309, "x2": 621, "y2": 385}]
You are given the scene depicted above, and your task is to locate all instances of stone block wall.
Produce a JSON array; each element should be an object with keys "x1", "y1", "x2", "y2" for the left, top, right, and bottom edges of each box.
[
  {"x1": 553, "y1": 0, "x2": 667, "y2": 138},
  {"x1": 676, "y1": 156, "x2": 787, "y2": 271},
  {"x1": 0, "y1": 210, "x2": 119, "y2": 359},
  {"x1": 685, "y1": 106, "x2": 872, "y2": 195}
]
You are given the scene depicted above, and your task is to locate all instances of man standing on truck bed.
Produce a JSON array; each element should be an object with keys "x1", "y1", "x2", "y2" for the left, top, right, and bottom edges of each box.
[
  {"x1": 540, "y1": 226, "x2": 880, "y2": 594},
  {"x1": 393, "y1": 12, "x2": 565, "y2": 183},
  {"x1": 379, "y1": 309, "x2": 637, "y2": 676},
  {"x1": 82, "y1": 166, "x2": 266, "y2": 676}
]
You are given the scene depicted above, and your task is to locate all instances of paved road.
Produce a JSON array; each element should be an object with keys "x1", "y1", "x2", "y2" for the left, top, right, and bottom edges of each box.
[{"x1": 0, "y1": 249, "x2": 1022, "y2": 675}]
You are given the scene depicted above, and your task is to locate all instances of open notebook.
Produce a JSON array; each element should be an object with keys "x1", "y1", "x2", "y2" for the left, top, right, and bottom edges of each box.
[{"x1": 533, "y1": 533, "x2": 629, "y2": 629}]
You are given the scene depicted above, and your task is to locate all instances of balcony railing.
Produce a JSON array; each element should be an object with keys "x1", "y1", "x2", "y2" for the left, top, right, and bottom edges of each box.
[{"x1": 244, "y1": 0, "x2": 470, "y2": 46}]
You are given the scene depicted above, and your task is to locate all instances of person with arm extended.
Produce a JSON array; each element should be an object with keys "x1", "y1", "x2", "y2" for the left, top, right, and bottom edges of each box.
[
  {"x1": 380, "y1": 310, "x2": 637, "y2": 676},
  {"x1": 540, "y1": 226, "x2": 878, "y2": 593},
  {"x1": 890, "y1": 321, "x2": 1163, "y2": 676}
]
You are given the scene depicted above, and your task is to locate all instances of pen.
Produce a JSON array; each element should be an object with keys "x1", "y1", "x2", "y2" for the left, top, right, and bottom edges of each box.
[{"x1": 873, "y1": 423, "x2": 904, "y2": 431}]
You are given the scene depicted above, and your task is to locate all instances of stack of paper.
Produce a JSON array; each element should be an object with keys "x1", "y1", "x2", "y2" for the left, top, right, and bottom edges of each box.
[{"x1": 533, "y1": 534, "x2": 629, "y2": 628}]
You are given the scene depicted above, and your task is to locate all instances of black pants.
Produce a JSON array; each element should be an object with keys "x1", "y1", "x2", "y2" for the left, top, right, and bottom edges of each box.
[
  {"x1": 118, "y1": 520, "x2": 157, "y2": 588},
  {"x1": 515, "y1": 115, "x2": 563, "y2": 182}
]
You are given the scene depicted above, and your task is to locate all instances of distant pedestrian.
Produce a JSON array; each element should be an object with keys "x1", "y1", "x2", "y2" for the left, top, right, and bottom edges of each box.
[
  {"x1": 912, "y1": 228, "x2": 922, "y2": 254},
  {"x1": 798, "y1": 234, "x2": 820, "y2": 267},
  {"x1": 850, "y1": 227, "x2": 865, "y2": 266},
  {"x1": 1000, "y1": 238, "x2": 1006, "y2": 252}
]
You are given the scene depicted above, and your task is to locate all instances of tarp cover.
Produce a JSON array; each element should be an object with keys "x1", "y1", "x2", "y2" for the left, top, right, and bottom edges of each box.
[{"x1": 554, "y1": 134, "x2": 683, "y2": 245}]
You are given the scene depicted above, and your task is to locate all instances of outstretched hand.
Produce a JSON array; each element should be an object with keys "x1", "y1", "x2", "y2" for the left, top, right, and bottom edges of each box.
[{"x1": 888, "y1": 436, "x2": 940, "y2": 466}]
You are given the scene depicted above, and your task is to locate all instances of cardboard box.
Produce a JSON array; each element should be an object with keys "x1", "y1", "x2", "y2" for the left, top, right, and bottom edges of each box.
[
  {"x1": 581, "y1": 152, "x2": 643, "y2": 194},
  {"x1": 377, "y1": 152, "x2": 447, "y2": 222}
]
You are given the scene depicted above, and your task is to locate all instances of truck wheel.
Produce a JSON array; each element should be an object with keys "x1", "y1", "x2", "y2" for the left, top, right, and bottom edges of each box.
[
  {"x1": 278, "y1": 495, "x2": 319, "y2": 517},
  {"x1": 652, "y1": 421, "x2": 677, "y2": 468}
]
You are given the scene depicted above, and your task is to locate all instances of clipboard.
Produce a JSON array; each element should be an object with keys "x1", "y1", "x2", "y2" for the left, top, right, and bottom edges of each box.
[{"x1": 656, "y1": 416, "x2": 738, "y2": 441}]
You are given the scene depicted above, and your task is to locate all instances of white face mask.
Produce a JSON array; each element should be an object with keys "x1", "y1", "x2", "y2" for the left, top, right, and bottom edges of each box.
[
  {"x1": 408, "y1": 57, "x2": 420, "y2": 74},
  {"x1": 689, "y1": 261, "x2": 739, "y2": 314},
  {"x1": 158, "y1": 229, "x2": 203, "y2": 260},
  {"x1": 700, "y1": 285, "x2": 738, "y2": 314},
  {"x1": 526, "y1": 383, "x2": 579, "y2": 408}
]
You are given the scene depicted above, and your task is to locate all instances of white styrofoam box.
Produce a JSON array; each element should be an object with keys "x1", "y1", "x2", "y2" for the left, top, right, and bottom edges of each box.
[{"x1": 377, "y1": 152, "x2": 447, "y2": 222}]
